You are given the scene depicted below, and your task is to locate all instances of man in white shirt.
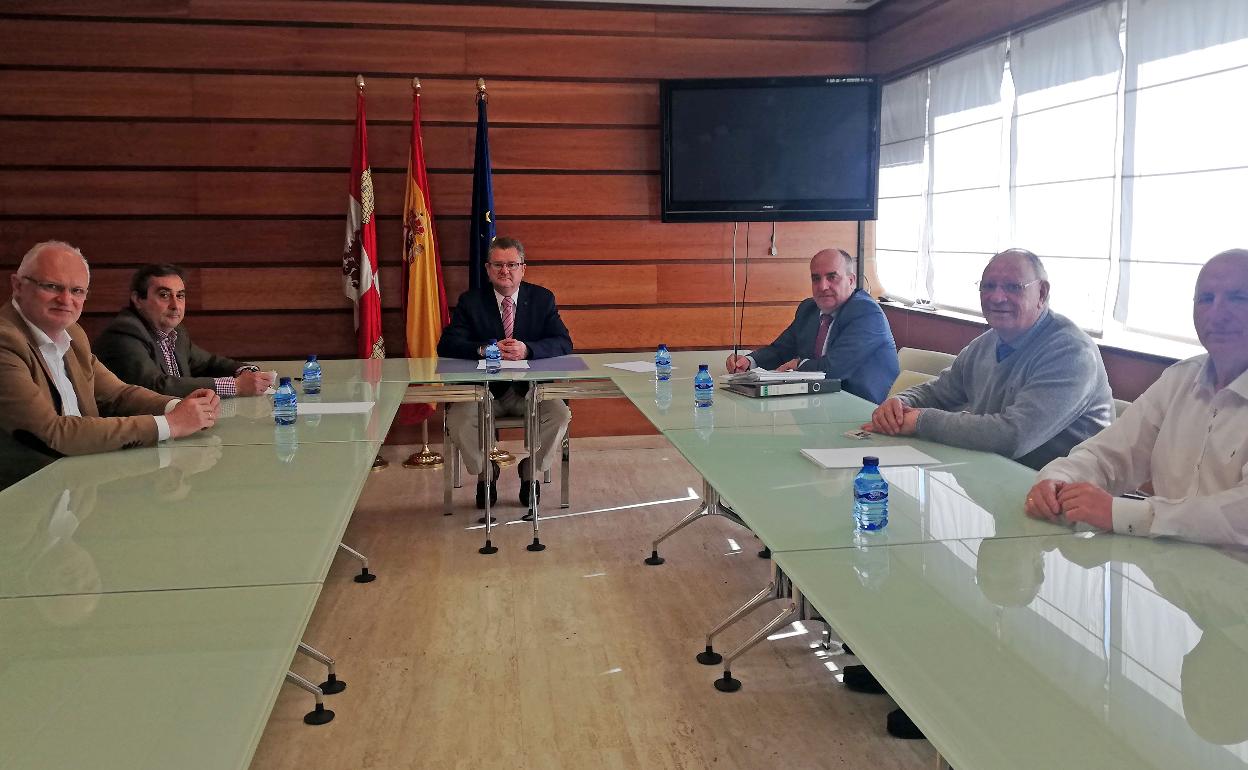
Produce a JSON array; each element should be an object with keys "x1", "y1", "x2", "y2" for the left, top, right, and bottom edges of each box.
[
  {"x1": 1025, "y1": 248, "x2": 1248, "y2": 545},
  {"x1": 0, "y1": 241, "x2": 220, "y2": 487}
]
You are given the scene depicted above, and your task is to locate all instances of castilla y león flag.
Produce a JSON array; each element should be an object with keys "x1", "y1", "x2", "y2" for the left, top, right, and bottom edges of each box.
[{"x1": 342, "y1": 77, "x2": 385, "y2": 360}]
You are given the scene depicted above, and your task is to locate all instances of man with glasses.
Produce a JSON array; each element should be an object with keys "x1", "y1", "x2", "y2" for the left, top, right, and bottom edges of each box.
[
  {"x1": 94, "y1": 264, "x2": 273, "y2": 398},
  {"x1": 725, "y1": 247, "x2": 899, "y2": 403},
  {"x1": 864, "y1": 248, "x2": 1112, "y2": 470},
  {"x1": 438, "y1": 236, "x2": 573, "y2": 509},
  {"x1": 1026, "y1": 249, "x2": 1248, "y2": 545},
  {"x1": 0, "y1": 241, "x2": 220, "y2": 487}
]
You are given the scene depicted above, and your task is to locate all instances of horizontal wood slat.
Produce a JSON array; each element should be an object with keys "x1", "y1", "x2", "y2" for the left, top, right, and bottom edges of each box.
[
  {"x1": 0, "y1": 72, "x2": 660, "y2": 125},
  {"x1": 466, "y1": 32, "x2": 865, "y2": 80},
  {"x1": 0, "y1": 20, "x2": 862, "y2": 80},
  {"x1": 0, "y1": 21, "x2": 470, "y2": 75},
  {"x1": 0, "y1": 220, "x2": 859, "y2": 267},
  {"x1": 0, "y1": 171, "x2": 657, "y2": 217},
  {"x1": 5, "y1": 1, "x2": 865, "y2": 41},
  {"x1": 0, "y1": 121, "x2": 657, "y2": 172},
  {"x1": 14, "y1": 261, "x2": 811, "y2": 315}
]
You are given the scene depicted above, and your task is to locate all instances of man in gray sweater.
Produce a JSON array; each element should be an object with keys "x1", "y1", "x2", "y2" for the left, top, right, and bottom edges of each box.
[{"x1": 864, "y1": 248, "x2": 1113, "y2": 470}]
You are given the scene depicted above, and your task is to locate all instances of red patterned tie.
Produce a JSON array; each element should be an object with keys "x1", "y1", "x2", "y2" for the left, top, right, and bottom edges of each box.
[
  {"x1": 502, "y1": 295, "x2": 515, "y2": 339},
  {"x1": 812, "y1": 314, "x2": 833, "y2": 359}
]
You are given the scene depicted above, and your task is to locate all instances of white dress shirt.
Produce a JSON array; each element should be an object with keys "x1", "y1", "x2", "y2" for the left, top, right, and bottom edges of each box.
[
  {"x1": 494, "y1": 285, "x2": 520, "y2": 321},
  {"x1": 1039, "y1": 355, "x2": 1248, "y2": 546},
  {"x1": 11, "y1": 299, "x2": 172, "y2": 441}
]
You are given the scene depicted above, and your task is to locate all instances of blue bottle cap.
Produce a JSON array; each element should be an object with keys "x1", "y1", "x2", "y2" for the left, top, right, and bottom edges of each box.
[
  {"x1": 698, "y1": 363, "x2": 709, "y2": 370},
  {"x1": 488, "y1": 339, "x2": 497, "y2": 345},
  {"x1": 280, "y1": 376, "x2": 292, "y2": 386},
  {"x1": 306, "y1": 354, "x2": 317, "y2": 362},
  {"x1": 863, "y1": 456, "x2": 879, "y2": 466}
]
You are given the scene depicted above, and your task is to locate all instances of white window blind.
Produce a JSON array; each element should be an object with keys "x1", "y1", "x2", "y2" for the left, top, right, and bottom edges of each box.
[
  {"x1": 927, "y1": 42, "x2": 1008, "y2": 315},
  {"x1": 876, "y1": 72, "x2": 929, "y2": 302},
  {"x1": 1010, "y1": 2, "x2": 1124, "y2": 332},
  {"x1": 1118, "y1": 0, "x2": 1248, "y2": 342}
]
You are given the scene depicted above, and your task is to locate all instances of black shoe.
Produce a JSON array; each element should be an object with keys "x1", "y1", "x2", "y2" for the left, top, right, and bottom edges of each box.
[
  {"x1": 518, "y1": 458, "x2": 541, "y2": 508},
  {"x1": 842, "y1": 664, "x2": 885, "y2": 694},
  {"x1": 886, "y1": 708, "x2": 925, "y2": 740},
  {"x1": 475, "y1": 462, "x2": 500, "y2": 510}
]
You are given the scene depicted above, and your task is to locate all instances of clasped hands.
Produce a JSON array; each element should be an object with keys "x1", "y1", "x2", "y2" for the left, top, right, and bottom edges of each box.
[
  {"x1": 1023, "y1": 479, "x2": 1113, "y2": 530},
  {"x1": 497, "y1": 338, "x2": 527, "y2": 360},
  {"x1": 861, "y1": 396, "x2": 920, "y2": 436}
]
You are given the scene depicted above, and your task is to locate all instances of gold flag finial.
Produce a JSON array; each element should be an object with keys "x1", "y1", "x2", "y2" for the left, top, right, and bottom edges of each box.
[
  {"x1": 476, "y1": 77, "x2": 487, "y2": 102},
  {"x1": 356, "y1": 74, "x2": 365, "y2": 91},
  {"x1": 412, "y1": 76, "x2": 421, "y2": 92}
]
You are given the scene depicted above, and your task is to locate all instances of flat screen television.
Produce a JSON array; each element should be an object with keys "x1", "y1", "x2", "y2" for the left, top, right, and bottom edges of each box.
[{"x1": 660, "y1": 75, "x2": 881, "y2": 223}]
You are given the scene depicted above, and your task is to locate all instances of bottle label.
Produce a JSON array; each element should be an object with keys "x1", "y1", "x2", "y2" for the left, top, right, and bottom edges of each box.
[{"x1": 857, "y1": 490, "x2": 887, "y2": 502}]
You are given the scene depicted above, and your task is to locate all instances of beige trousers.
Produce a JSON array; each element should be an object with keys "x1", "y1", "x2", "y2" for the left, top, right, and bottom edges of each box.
[{"x1": 446, "y1": 387, "x2": 571, "y2": 477}]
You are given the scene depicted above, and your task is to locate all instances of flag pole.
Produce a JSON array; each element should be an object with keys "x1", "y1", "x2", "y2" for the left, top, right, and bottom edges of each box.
[
  {"x1": 403, "y1": 74, "x2": 445, "y2": 471},
  {"x1": 473, "y1": 76, "x2": 514, "y2": 468}
]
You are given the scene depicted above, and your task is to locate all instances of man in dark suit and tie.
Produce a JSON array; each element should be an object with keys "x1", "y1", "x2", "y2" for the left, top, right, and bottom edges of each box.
[
  {"x1": 726, "y1": 248, "x2": 899, "y2": 403},
  {"x1": 437, "y1": 236, "x2": 573, "y2": 509}
]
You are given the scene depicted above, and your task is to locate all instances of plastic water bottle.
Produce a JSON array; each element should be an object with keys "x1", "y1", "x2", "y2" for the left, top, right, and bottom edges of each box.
[
  {"x1": 655, "y1": 344, "x2": 672, "y2": 381},
  {"x1": 693, "y1": 364, "x2": 714, "y2": 408},
  {"x1": 852, "y1": 530, "x2": 890, "y2": 590},
  {"x1": 274, "y1": 376, "x2": 298, "y2": 426},
  {"x1": 301, "y1": 393, "x2": 322, "y2": 427},
  {"x1": 302, "y1": 355, "x2": 322, "y2": 394},
  {"x1": 853, "y1": 456, "x2": 889, "y2": 530},
  {"x1": 484, "y1": 340, "x2": 502, "y2": 374}
]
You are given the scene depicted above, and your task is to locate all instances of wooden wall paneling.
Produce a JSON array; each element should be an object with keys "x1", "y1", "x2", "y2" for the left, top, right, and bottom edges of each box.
[
  {"x1": 452, "y1": 220, "x2": 862, "y2": 263},
  {"x1": 0, "y1": 171, "x2": 657, "y2": 217},
  {"x1": 8, "y1": 1, "x2": 864, "y2": 41},
  {"x1": 656, "y1": 261, "x2": 812, "y2": 304},
  {"x1": 0, "y1": 220, "x2": 858, "y2": 269},
  {"x1": 0, "y1": 121, "x2": 657, "y2": 172},
  {"x1": 561, "y1": 305, "x2": 793, "y2": 351},
  {"x1": 0, "y1": 21, "x2": 470, "y2": 75},
  {"x1": 443, "y1": 264, "x2": 661, "y2": 308},
  {"x1": 466, "y1": 33, "x2": 866, "y2": 79},
  {"x1": 0, "y1": 72, "x2": 660, "y2": 126}
]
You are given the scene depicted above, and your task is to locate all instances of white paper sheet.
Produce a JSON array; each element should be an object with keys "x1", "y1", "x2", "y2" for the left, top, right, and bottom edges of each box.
[
  {"x1": 476, "y1": 360, "x2": 531, "y2": 370},
  {"x1": 297, "y1": 401, "x2": 375, "y2": 415},
  {"x1": 800, "y1": 446, "x2": 941, "y2": 469},
  {"x1": 603, "y1": 361, "x2": 667, "y2": 373}
]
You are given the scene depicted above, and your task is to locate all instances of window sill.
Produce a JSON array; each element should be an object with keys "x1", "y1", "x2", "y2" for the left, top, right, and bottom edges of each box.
[{"x1": 879, "y1": 298, "x2": 1199, "y2": 365}]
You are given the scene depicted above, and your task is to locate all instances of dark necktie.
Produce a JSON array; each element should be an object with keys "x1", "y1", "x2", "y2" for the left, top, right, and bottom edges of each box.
[{"x1": 812, "y1": 314, "x2": 833, "y2": 360}]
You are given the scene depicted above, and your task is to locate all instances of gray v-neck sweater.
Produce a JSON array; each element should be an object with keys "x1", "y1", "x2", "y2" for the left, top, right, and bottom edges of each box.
[{"x1": 898, "y1": 310, "x2": 1114, "y2": 469}]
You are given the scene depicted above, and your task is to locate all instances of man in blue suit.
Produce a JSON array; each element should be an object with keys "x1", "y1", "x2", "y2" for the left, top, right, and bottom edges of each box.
[
  {"x1": 438, "y1": 237, "x2": 573, "y2": 509},
  {"x1": 726, "y1": 248, "x2": 898, "y2": 403}
]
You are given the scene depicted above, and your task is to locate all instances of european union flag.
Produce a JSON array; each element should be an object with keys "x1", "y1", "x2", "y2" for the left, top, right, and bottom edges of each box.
[{"x1": 468, "y1": 80, "x2": 495, "y2": 292}]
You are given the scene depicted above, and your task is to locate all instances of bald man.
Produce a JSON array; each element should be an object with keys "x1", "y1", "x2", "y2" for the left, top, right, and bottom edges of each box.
[
  {"x1": 865, "y1": 248, "x2": 1113, "y2": 470},
  {"x1": 0, "y1": 241, "x2": 219, "y2": 485},
  {"x1": 1027, "y1": 249, "x2": 1248, "y2": 546},
  {"x1": 725, "y1": 248, "x2": 899, "y2": 403}
]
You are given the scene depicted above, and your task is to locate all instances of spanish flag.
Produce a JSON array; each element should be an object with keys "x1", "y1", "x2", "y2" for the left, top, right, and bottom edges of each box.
[{"x1": 400, "y1": 78, "x2": 449, "y2": 422}]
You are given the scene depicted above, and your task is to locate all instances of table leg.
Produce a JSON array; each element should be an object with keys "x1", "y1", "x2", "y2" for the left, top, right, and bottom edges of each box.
[
  {"x1": 479, "y1": 387, "x2": 498, "y2": 555},
  {"x1": 714, "y1": 582, "x2": 802, "y2": 693},
  {"x1": 525, "y1": 384, "x2": 545, "y2": 552},
  {"x1": 696, "y1": 557, "x2": 787, "y2": 664},
  {"x1": 644, "y1": 479, "x2": 743, "y2": 565}
]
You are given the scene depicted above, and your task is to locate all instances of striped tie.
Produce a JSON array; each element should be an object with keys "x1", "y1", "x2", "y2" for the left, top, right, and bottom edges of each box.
[{"x1": 502, "y1": 295, "x2": 515, "y2": 339}]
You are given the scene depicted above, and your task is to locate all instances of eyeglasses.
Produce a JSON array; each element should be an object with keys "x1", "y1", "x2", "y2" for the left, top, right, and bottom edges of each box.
[
  {"x1": 976, "y1": 279, "x2": 1041, "y2": 296},
  {"x1": 487, "y1": 261, "x2": 525, "y2": 272},
  {"x1": 21, "y1": 276, "x2": 89, "y2": 299}
]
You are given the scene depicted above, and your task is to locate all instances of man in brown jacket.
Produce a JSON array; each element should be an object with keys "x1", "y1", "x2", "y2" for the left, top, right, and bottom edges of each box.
[{"x1": 0, "y1": 241, "x2": 220, "y2": 487}]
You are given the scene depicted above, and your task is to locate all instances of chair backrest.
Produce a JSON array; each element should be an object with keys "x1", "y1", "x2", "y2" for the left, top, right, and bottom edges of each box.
[
  {"x1": 887, "y1": 370, "x2": 936, "y2": 400},
  {"x1": 897, "y1": 347, "x2": 956, "y2": 376},
  {"x1": 1113, "y1": 398, "x2": 1132, "y2": 419}
]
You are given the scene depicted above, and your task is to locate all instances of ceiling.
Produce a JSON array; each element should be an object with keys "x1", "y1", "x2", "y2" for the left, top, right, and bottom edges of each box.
[{"x1": 553, "y1": 0, "x2": 883, "y2": 11}]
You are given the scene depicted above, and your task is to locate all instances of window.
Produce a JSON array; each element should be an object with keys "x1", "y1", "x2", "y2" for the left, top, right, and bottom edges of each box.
[{"x1": 874, "y1": 0, "x2": 1246, "y2": 351}]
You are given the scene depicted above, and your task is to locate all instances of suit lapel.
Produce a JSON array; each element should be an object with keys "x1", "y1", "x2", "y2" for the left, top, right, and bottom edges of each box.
[{"x1": 173, "y1": 328, "x2": 192, "y2": 376}]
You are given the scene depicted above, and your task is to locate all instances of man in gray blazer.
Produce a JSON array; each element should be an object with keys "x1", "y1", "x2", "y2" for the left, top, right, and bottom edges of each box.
[{"x1": 94, "y1": 264, "x2": 274, "y2": 398}]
